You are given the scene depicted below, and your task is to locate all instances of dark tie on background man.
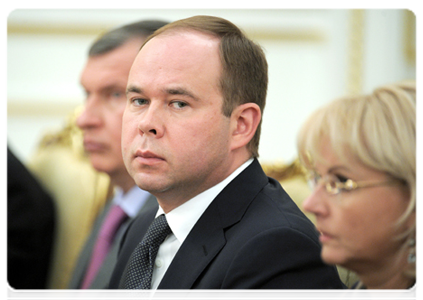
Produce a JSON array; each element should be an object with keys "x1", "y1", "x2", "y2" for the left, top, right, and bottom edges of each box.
[
  {"x1": 122, "y1": 214, "x2": 172, "y2": 289},
  {"x1": 81, "y1": 204, "x2": 128, "y2": 289}
]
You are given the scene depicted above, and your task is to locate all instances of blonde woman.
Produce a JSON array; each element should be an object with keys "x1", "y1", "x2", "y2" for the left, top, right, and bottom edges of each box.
[{"x1": 297, "y1": 81, "x2": 416, "y2": 289}]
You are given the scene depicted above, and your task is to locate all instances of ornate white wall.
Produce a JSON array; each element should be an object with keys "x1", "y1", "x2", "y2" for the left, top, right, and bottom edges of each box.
[{"x1": 7, "y1": 9, "x2": 416, "y2": 163}]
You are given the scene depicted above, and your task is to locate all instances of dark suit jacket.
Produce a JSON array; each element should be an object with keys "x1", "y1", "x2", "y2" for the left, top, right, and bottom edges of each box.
[
  {"x1": 7, "y1": 147, "x2": 56, "y2": 289},
  {"x1": 68, "y1": 193, "x2": 157, "y2": 289},
  {"x1": 109, "y1": 159, "x2": 344, "y2": 289}
]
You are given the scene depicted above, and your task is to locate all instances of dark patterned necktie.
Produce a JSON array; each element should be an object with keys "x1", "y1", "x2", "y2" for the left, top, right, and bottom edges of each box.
[{"x1": 123, "y1": 214, "x2": 172, "y2": 289}]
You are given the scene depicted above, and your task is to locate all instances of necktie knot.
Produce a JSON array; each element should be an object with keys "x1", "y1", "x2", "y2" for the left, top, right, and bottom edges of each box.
[{"x1": 142, "y1": 214, "x2": 172, "y2": 246}]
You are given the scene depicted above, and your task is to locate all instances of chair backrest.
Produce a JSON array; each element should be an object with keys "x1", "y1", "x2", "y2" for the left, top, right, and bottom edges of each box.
[{"x1": 27, "y1": 106, "x2": 111, "y2": 289}]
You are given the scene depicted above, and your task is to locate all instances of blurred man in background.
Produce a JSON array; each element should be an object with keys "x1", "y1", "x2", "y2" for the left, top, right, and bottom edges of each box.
[{"x1": 68, "y1": 19, "x2": 168, "y2": 289}]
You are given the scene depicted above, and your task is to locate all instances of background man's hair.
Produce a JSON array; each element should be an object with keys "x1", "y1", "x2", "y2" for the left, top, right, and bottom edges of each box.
[{"x1": 89, "y1": 19, "x2": 169, "y2": 56}]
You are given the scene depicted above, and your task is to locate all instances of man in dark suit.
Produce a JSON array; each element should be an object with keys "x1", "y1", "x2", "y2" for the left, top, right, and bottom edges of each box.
[
  {"x1": 7, "y1": 147, "x2": 55, "y2": 289},
  {"x1": 110, "y1": 15, "x2": 344, "y2": 289},
  {"x1": 68, "y1": 19, "x2": 168, "y2": 289}
]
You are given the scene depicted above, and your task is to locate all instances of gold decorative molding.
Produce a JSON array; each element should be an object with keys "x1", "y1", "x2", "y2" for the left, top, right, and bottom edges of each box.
[
  {"x1": 346, "y1": 9, "x2": 365, "y2": 96},
  {"x1": 261, "y1": 158, "x2": 307, "y2": 182},
  {"x1": 404, "y1": 10, "x2": 416, "y2": 65},
  {"x1": 7, "y1": 23, "x2": 108, "y2": 36},
  {"x1": 247, "y1": 28, "x2": 326, "y2": 42},
  {"x1": 7, "y1": 100, "x2": 79, "y2": 117},
  {"x1": 8, "y1": 22, "x2": 326, "y2": 42}
]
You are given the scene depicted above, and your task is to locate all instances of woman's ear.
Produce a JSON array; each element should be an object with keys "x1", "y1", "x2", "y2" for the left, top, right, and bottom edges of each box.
[{"x1": 230, "y1": 103, "x2": 261, "y2": 151}]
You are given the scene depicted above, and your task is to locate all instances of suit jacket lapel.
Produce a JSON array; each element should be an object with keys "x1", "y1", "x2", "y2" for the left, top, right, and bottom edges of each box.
[
  {"x1": 158, "y1": 202, "x2": 226, "y2": 289},
  {"x1": 158, "y1": 159, "x2": 268, "y2": 288}
]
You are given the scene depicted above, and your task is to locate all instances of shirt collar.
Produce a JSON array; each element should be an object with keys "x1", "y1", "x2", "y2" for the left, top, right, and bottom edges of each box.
[
  {"x1": 113, "y1": 185, "x2": 151, "y2": 218},
  {"x1": 157, "y1": 158, "x2": 253, "y2": 244}
]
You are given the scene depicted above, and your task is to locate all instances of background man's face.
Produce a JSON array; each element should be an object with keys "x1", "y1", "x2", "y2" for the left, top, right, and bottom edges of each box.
[{"x1": 77, "y1": 39, "x2": 142, "y2": 181}]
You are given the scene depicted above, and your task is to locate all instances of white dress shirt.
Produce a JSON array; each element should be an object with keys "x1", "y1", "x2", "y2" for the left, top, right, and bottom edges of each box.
[{"x1": 150, "y1": 158, "x2": 253, "y2": 289}]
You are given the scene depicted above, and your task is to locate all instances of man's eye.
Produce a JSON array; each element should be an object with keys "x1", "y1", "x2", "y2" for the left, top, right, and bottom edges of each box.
[
  {"x1": 133, "y1": 98, "x2": 148, "y2": 105},
  {"x1": 111, "y1": 91, "x2": 124, "y2": 98},
  {"x1": 171, "y1": 101, "x2": 188, "y2": 109}
]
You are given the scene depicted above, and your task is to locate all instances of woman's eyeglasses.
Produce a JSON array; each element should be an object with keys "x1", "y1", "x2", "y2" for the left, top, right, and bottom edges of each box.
[{"x1": 307, "y1": 172, "x2": 400, "y2": 195}]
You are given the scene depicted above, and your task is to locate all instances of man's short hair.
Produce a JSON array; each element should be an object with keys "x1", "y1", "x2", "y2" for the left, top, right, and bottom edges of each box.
[
  {"x1": 89, "y1": 19, "x2": 169, "y2": 56},
  {"x1": 142, "y1": 15, "x2": 268, "y2": 157}
]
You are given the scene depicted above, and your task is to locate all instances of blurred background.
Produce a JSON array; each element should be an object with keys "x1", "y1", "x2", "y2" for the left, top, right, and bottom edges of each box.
[{"x1": 7, "y1": 9, "x2": 416, "y2": 165}]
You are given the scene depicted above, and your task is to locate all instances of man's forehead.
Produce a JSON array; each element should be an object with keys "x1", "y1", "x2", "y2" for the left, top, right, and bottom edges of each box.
[
  {"x1": 131, "y1": 29, "x2": 220, "y2": 72},
  {"x1": 141, "y1": 28, "x2": 220, "y2": 53},
  {"x1": 128, "y1": 27, "x2": 222, "y2": 94}
]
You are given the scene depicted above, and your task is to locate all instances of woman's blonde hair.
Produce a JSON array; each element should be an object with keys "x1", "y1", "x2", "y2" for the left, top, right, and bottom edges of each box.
[{"x1": 297, "y1": 81, "x2": 416, "y2": 278}]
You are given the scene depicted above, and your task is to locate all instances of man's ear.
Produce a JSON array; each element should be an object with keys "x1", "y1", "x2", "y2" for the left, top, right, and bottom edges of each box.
[{"x1": 230, "y1": 103, "x2": 261, "y2": 151}]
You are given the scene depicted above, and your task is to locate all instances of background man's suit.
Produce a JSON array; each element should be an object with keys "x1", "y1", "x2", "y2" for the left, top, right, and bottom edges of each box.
[
  {"x1": 7, "y1": 147, "x2": 56, "y2": 289},
  {"x1": 69, "y1": 195, "x2": 157, "y2": 289},
  {"x1": 109, "y1": 159, "x2": 344, "y2": 289}
]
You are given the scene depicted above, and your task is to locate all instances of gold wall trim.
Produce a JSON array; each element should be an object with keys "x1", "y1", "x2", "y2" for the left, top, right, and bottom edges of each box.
[
  {"x1": 7, "y1": 101, "x2": 79, "y2": 117},
  {"x1": 346, "y1": 9, "x2": 365, "y2": 96},
  {"x1": 247, "y1": 28, "x2": 326, "y2": 42},
  {"x1": 7, "y1": 24, "x2": 108, "y2": 36},
  {"x1": 8, "y1": 23, "x2": 326, "y2": 42},
  {"x1": 404, "y1": 10, "x2": 416, "y2": 65}
]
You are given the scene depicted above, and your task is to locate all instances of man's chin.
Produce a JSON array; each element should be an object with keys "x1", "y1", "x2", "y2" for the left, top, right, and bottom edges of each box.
[
  {"x1": 133, "y1": 174, "x2": 168, "y2": 194},
  {"x1": 89, "y1": 158, "x2": 113, "y2": 175}
]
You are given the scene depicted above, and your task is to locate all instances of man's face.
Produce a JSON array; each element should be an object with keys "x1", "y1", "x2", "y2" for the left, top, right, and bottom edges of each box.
[
  {"x1": 77, "y1": 39, "x2": 142, "y2": 183},
  {"x1": 122, "y1": 30, "x2": 236, "y2": 207}
]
